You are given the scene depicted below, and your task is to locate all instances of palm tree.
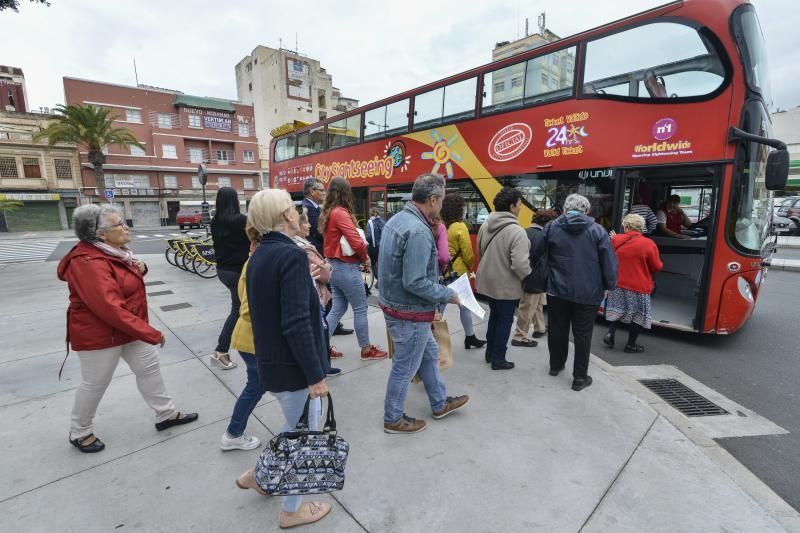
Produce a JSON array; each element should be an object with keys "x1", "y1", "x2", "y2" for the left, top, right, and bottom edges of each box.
[
  {"x1": 0, "y1": 198, "x2": 22, "y2": 232},
  {"x1": 33, "y1": 104, "x2": 143, "y2": 202}
]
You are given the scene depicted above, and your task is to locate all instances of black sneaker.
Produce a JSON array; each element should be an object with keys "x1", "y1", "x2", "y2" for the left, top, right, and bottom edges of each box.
[
  {"x1": 571, "y1": 376, "x2": 593, "y2": 391},
  {"x1": 624, "y1": 344, "x2": 645, "y2": 353},
  {"x1": 491, "y1": 360, "x2": 515, "y2": 370},
  {"x1": 327, "y1": 367, "x2": 342, "y2": 376},
  {"x1": 603, "y1": 333, "x2": 615, "y2": 348}
]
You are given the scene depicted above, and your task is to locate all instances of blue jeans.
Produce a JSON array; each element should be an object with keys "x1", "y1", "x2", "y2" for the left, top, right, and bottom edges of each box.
[
  {"x1": 486, "y1": 297, "x2": 519, "y2": 363},
  {"x1": 383, "y1": 316, "x2": 447, "y2": 424},
  {"x1": 225, "y1": 352, "x2": 262, "y2": 437},
  {"x1": 271, "y1": 389, "x2": 322, "y2": 513},
  {"x1": 327, "y1": 260, "x2": 370, "y2": 347},
  {"x1": 215, "y1": 268, "x2": 241, "y2": 353},
  {"x1": 436, "y1": 304, "x2": 474, "y2": 337}
]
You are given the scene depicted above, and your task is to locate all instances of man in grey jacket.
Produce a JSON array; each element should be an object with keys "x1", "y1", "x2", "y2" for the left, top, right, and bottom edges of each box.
[
  {"x1": 476, "y1": 187, "x2": 532, "y2": 370},
  {"x1": 379, "y1": 174, "x2": 469, "y2": 434}
]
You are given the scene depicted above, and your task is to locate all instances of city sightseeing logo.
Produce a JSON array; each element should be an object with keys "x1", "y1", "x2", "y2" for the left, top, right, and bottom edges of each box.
[
  {"x1": 314, "y1": 155, "x2": 395, "y2": 182},
  {"x1": 488, "y1": 123, "x2": 532, "y2": 162},
  {"x1": 632, "y1": 117, "x2": 693, "y2": 158}
]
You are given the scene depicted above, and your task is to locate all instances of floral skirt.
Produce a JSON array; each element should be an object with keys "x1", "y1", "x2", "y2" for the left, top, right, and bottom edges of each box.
[{"x1": 605, "y1": 288, "x2": 652, "y2": 329}]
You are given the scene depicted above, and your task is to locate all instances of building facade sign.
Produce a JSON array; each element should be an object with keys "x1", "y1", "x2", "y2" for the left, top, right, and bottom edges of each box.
[
  {"x1": 0, "y1": 192, "x2": 60, "y2": 201},
  {"x1": 203, "y1": 111, "x2": 232, "y2": 131},
  {"x1": 287, "y1": 59, "x2": 310, "y2": 101}
]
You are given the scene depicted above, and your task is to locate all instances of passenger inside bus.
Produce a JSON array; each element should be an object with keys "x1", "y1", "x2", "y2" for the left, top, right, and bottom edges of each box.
[{"x1": 656, "y1": 195, "x2": 693, "y2": 239}]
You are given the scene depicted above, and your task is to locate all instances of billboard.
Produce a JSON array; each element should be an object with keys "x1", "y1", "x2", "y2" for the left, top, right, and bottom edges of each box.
[
  {"x1": 287, "y1": 59, "x2": 310, "y2": 101},
  {"x1": 204, "y1": 111, "x2": 232, "y2": 131}
]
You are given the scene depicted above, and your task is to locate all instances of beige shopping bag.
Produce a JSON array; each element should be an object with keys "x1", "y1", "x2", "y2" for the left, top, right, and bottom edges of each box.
[{"x1": 412, "y1": 313, "x2": 452, "y2": 384}]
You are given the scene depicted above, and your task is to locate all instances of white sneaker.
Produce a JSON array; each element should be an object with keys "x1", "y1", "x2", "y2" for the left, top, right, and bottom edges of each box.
[
  {"x1": 220, "y1": 432, "x2": 261, "y2": 451},
  {"x1": 210, "y1": 352, "x2": 237, "y2": 370}
]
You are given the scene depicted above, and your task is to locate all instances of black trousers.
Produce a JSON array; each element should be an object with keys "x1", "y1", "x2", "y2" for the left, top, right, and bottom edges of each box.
[{"x1": 547, "y1": 295, "x2": 598, "y2": 379}]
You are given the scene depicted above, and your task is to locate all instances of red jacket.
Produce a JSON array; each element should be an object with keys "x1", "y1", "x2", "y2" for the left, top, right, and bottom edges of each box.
[
  {"x1": 323, "y1": 206, "x2": 368, "y2": 264},
  {"x1": 57, "y1": 242, "x2": 161, "y2": 351},
  {"x1": 611, "y1": 232, "x2": 663, "y2": 294}
]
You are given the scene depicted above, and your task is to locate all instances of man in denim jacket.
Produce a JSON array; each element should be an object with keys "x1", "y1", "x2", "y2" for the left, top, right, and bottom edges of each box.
[{"x1": 378, "y1": 173, "x2": 470, "y2": 434}]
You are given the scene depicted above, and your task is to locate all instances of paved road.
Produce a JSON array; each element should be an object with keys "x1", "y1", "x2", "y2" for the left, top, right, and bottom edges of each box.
[
  {"x1": 590, "y1": 269, "x2": 800, "y2": 512},
  {"x1": 42, "y1": 228, "x2": 206, "y2": 262}
]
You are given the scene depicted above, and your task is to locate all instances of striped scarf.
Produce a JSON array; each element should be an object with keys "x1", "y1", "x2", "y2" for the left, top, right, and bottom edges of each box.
[{"x1": 92, "y1": 241, "x2": 135, "y2": 265}]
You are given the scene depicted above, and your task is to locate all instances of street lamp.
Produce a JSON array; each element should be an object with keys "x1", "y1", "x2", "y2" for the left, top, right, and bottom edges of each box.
[
  {"x1": 368, "y1": 120, "x2": 388, "y2": 133},
  {"x1": 198, "y1": 163, "x2": 209, "y2": 235}
]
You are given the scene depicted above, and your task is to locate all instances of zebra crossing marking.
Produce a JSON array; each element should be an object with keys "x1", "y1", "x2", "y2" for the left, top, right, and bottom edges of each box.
[{"x1": 0, "y1": 239, "x2": 62, "y2": 265}]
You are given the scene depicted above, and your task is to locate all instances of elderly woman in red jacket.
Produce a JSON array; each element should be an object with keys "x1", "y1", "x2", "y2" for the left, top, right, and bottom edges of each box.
[
  {"x1": 58, "y1": 204, "x2": 197, "y2": 453},
  {"x1": 603, "y1": 213, "x2": 663, "y2": 353}
]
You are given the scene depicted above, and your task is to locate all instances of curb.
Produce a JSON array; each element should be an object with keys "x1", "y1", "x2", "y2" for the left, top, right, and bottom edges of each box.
[
  {"x1": 770, "y1": 259, "x2": 800, "y2": 272},
  {"x1": 590, "y1": 354, "x2": 800, "y2": 532}
]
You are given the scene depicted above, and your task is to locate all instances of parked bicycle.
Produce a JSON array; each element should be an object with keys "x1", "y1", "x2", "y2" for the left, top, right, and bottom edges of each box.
[{"x1": 164, "y1": 234, "x2": 217, "y2": 278}]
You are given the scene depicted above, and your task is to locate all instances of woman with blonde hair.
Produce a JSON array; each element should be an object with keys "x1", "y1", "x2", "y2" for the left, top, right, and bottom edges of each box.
[
  {"x1": 320, "y1": 176, "x2": 387, "y2": 360},
  {"x1": 235, "y1": 189, "x2": 332, "y2": 529},
  {"x1": 603, "y1": 213, "x2": 663, "y2": 353}
]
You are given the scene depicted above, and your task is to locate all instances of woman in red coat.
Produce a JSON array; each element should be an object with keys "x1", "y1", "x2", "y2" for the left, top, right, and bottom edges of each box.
[
  {"x1": 603, "y1": 213, "x2": 663, "y2": 353},
  {"x1": 57, "y1": 205, "x2": 197, "y2": 453}
]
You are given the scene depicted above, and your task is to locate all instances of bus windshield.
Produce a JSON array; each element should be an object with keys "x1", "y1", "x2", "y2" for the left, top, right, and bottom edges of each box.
[{"x1": 739, "y1": 9, "x2": 772, "y2": 109}]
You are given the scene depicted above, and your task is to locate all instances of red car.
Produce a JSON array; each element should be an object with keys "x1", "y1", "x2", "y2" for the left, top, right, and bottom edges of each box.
[{"x1": 176, "y1": 210, "x2": 203, "y2": 230}]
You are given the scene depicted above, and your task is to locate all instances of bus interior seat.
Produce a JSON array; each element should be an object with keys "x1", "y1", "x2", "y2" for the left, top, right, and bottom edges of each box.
[{"x1": 644, "y1": 70, "x2": 668, "y2": 98}]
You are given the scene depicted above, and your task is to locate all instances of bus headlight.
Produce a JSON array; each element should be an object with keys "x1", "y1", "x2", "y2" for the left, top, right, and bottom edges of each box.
[{"x1": 737, "y1": 276, "x2": 754, "y2": 303}]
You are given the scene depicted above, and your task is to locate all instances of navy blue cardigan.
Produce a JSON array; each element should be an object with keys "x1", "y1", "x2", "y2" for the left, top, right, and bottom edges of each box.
[{"x1": 246, "y1": 231, "x2": 328, "y2": 393}]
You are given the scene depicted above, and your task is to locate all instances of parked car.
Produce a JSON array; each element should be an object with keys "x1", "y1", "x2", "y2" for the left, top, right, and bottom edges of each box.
[
  {"x1": 776, "y1": 197, "x2": 800, "y2": 219},
  {"x1": 772, "y1": 214, "x2": 800, "y2": 236},
  {"x1": 176, "y1": 210, "x2": 203, "y2": 230}
]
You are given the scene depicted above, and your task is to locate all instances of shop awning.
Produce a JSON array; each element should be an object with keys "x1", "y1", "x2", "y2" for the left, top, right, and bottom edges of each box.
[{"x1": 173, "y1": 95, "x2": 236, "y2": 113}]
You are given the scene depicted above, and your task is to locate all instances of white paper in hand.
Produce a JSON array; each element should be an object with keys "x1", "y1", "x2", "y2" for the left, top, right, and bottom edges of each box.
[{"x1": 450, "y1": 273, "x2": 485, "y2": 319}]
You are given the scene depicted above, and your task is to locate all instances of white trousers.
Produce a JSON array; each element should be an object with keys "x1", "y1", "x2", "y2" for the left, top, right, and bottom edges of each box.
[{"x1": 70, "y1": 340, "x2": 177, "y2": 439}]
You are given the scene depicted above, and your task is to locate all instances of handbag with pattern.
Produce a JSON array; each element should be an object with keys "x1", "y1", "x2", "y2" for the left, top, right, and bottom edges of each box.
[{"x1": 254, "y1": 393, "x2": 349, "y2": 496}]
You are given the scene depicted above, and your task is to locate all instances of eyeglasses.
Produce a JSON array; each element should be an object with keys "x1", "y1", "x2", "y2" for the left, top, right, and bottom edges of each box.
[{"x1": 96, "y1": 213, "x2": 126, "y2": 231}]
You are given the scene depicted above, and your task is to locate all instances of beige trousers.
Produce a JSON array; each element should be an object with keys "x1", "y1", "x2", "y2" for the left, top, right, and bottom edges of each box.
[
  {"x1": 70, "y1": 340, "x2": 177, "y2": 439},
  {"x1": 513, "y1": 292, "x2": 547, "y2": 341}
]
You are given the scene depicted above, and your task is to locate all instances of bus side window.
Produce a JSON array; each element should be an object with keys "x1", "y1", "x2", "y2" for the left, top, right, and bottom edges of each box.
[{"x1": 583, "y1": 22, "x2": 726, "y2": 100}]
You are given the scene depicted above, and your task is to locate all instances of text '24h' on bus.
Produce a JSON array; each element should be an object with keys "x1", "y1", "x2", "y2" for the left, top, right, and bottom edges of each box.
[{"x1": 269, "y1": 0, "x2": 789, "y2": 335}]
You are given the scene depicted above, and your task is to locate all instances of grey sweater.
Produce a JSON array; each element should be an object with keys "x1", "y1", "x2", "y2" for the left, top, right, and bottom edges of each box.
[{"x1": 476, "y1": 212, "x2": 532, "y2": 300}]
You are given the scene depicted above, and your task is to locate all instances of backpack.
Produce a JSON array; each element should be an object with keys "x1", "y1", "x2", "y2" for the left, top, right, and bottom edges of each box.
[{"x1": 522, "y1": 226, "x2": 548, "y2": 294}]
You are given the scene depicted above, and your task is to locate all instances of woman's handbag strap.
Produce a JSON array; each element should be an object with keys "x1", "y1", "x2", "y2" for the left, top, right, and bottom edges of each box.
[{"x1": 296, "y1": 392, "x2": 337, "y2": 432}]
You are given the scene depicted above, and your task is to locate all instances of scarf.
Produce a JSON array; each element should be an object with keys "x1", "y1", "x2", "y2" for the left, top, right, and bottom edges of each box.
[{"x1": 92, "y1": 241, "x2": 135, "y2": 265}]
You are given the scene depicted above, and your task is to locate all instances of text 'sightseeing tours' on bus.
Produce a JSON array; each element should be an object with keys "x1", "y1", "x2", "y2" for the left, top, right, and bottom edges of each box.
[{"x1": 270, "y1": 0, "x2": 789, "y2": 335}]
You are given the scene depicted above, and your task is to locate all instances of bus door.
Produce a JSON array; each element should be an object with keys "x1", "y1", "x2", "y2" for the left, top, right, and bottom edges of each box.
[
  {"x1": 368, "y1": 186, "x2": 387, "y2": 220},
  {"x1": 620, "y1": 168, "x2": 719, "y2": 331},
  {"x1": 352, "y1": 187, "x2": 368, "y2": 229}
]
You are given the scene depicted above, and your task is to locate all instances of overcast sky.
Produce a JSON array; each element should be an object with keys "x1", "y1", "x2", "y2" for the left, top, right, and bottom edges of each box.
[{"x1": 1, "y1": 0, "x2": 796, "y2": 112}]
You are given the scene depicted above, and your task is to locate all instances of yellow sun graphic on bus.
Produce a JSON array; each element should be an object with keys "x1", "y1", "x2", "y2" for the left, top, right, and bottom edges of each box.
[{"x1": 421, "y1": 129, "x2": 463, "y2": 179}]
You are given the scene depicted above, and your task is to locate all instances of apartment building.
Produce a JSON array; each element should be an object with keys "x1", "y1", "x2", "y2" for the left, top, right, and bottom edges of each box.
[{"x1": 64, "y1": 77, "x2": 261, "y2": 227}]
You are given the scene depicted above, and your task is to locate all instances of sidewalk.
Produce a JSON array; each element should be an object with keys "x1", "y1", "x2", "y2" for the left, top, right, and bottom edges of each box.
[
  {"x1": 777, "y1": 236, "x2": 800, "y2": 249},
  {"x1": 0, "y1": 256, "x2": 797, "y2": 532}
]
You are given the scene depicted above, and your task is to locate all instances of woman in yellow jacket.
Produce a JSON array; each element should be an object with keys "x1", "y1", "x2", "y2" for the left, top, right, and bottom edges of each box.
[
  {"x1": 220, "y1": 227, "x2": 264, "y2": 452},
  {"x1": 442, "y1": 192, "x2": 486, "y2": 349}
]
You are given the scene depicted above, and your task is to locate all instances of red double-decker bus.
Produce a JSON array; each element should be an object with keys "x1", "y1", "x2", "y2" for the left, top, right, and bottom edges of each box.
[{"x1": 269, "y1": 0, "x2": 788, "y2": 334}]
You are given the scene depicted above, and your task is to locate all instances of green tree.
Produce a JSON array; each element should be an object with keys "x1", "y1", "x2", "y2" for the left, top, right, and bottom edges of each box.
[
  {"x1": 33, "y1": 104, "x2": 143, "y2": 202},
  {"x1": 0, "y1": 0, "x2": 50, "y2": 12}
]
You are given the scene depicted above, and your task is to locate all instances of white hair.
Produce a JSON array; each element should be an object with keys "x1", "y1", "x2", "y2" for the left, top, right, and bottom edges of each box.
[
  {"x1": 72, "y1": 204, "x2": 123, "y2": 242},
  {"x1": 563, "y1": 193, "x2": 590, "y2": 214}
]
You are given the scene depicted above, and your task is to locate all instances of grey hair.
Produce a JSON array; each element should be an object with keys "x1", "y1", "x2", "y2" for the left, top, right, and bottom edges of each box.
[
  {"x1": 563, "y1": 193, "x2": 591, "y2": 214},
  {"x1": 622, "y1": 213, "x2": 646, "y2": 233},
  {"x1": 411, "y1": 173, "x2": 445, "y2": 203},
  {"x1": 72, "y1": 204, "x2": 123, "y2": 242},
  {"x1": 303, "y1": 178, "x2": 322, "y2": 197}
]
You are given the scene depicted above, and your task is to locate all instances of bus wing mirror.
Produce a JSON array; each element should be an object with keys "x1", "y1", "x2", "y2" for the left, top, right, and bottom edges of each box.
[{"x1": 766, "y1": 149, "x2": 789, "y2": 191}]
